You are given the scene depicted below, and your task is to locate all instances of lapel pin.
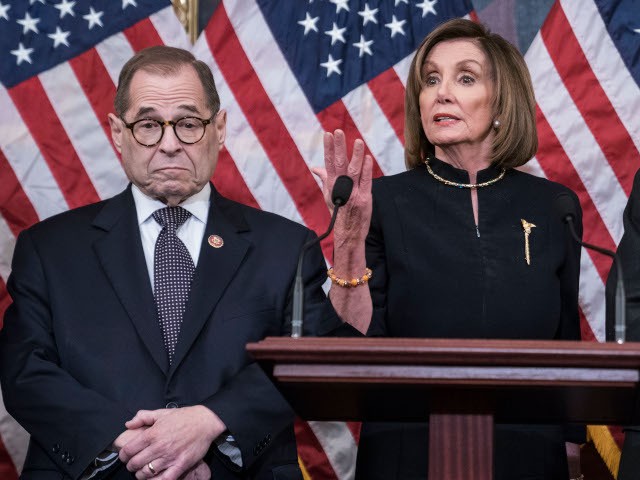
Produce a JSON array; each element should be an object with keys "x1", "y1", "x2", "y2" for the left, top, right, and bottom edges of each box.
[
  {"x1": 208, "y1": 234, "x2": 224, "y2": 248},
  {"x1": 520, "y1": 219, "x2": 536, "y2": 265}
]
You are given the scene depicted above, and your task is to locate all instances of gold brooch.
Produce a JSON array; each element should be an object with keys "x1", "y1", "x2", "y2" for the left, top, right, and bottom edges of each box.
[{"x1": 521, "y1": 219, "x2": 536, "y2": 265}]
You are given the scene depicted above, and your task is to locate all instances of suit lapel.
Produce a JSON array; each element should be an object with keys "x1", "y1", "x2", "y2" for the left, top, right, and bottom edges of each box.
[
  {"x1": 92, "y1": 187, "x2": 169, "y2": 374},
  {"x1": 169, "y1": 187, "x2": 251, "y2": 376}
]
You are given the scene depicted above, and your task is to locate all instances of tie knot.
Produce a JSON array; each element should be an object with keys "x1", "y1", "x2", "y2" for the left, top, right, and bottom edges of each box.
[{"x1": 153, "y1": 206, "x2": 192, "y2": 229}]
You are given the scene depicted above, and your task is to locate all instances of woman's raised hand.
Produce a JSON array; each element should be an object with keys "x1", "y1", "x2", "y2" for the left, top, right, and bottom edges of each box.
[{"x1": 312, "y1": 129, "x2": 373, "y2": 248}]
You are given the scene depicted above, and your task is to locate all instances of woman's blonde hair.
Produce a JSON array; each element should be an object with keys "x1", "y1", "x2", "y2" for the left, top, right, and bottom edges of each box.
[{"x1": 404, "y1": 18, "x2": 537, "y2": 170}]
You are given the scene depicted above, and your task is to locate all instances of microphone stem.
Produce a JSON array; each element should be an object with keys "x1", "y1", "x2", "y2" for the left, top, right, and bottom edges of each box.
[
  {"x1": 566, "y1": 219, "x2": 614, "y2": 259},
  {"x1": 565, "y1": 217, "x2": 626, "y2": 343},
  {"x1": 291, "y1": 203, "x2": 343, "y2": 338}
]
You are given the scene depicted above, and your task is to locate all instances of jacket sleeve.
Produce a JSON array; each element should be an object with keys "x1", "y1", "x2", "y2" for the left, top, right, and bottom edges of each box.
[
  {"x1": 0, "y1": 229, "x2": 134, "y2": 480},
  {"x1": 556, "y1": 190, "x2": 583, "y2": 343},
  {"x1": 200, "y1": 229, "x2": 346, "y2": 471}
]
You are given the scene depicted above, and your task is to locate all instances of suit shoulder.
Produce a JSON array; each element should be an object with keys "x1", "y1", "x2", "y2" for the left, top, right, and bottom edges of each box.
[{"x1": 23, "y1": 199, "x2": 109, "y2": 239}]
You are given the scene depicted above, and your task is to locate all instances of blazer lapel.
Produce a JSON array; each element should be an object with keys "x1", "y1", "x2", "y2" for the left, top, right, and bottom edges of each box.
[
  {"x1": 92, "y1": 187, "x2": 169, "y2": 374},
  {"x1": 169, "y1": 187, "x2": 251, "y2": 376}
]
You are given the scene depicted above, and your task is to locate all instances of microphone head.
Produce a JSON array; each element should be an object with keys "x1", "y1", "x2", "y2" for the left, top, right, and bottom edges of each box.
[
  {"x1": 554, "y1": 193, "x2": 576, "y2": 223},
  {"x1": 332, "y1": 175, "x2": 354, "y2": 206}
]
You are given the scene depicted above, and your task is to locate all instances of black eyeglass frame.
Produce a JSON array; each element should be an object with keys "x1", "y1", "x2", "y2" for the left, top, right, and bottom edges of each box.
[{"x1": 121, "y1": 115, "x2": 216, "y2": 147}]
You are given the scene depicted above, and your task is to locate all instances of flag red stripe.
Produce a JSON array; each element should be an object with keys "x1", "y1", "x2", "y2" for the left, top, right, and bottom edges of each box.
[
  {"x1": 0, "y1": 435, "x2": 18, "y2": 480},
  {"x1": 212, "y1": 149, "x2": 260, "y2": 209},
  {"x1": 8, "y1": 79, "x2": 100, "y2": 209},
  {"x1": 294, "y1": 419, "x2": 338, "y2": 480},
  {"x1": 316, "y1": 101, "x2": 384, "y2": 179},
  {"x1": 123, "y1": 18, "x2": 165, "y2": 52},
  {"x1": 346, "y1": 421, "x2": 361, "y2": 443},
  {"x1": 367, "y1": 69, "x2": 406, "y2": 145},
  {"x1": 541, "y1": 2, "x2": 640, "y2": 195},
  {"x1": 0, "y1": 150, "x2": 39, "y2": 236},
  {"x1": 68, "y1": 49, "x2": 120, "y2": 158},
  {"x1": 579, "y1": 308, "x2": 597, "y2": 342},
  {"x1": 207, "y1": 5, "x2": 330, "y2": 237},
  {"x1": 535, "y1": 106, "x2": 615, "y2": 283}
]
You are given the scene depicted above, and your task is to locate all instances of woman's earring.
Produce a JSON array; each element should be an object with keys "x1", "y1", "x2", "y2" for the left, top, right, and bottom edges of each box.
[{"x1": 493, "y1": 119, "x2": 501, "y2": 129}]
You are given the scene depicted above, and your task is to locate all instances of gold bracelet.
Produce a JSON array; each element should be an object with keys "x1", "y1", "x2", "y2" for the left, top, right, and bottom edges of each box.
[{"x1": 327, "y1": 268, "x2": 372, "y2": 288}]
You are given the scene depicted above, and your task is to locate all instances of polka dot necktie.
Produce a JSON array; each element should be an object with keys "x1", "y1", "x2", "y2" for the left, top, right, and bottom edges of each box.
[{"x1": 153, "y1": 206, "x2": 195, "y2": 364}]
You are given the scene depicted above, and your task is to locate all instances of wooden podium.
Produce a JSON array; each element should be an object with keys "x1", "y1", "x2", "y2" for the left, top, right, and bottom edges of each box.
[{"x1": 247, "y1": 337, "x2": 640, "y2": 480}]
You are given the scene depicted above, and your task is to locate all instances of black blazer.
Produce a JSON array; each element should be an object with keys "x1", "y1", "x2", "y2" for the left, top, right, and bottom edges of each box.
[
  {"x1": 0, "y1": 184, "x2": 342, "y2": 480},
  {"x1": 607, "y1": 169, "x2": 640, "y2": 479},
  {"x1": 356, "y1": 160, "x2": 583, "y2": 480}
]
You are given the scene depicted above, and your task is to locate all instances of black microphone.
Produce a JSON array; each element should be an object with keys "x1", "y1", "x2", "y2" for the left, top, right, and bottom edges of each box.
[
  {"x1": 291, "y1": 175, "x2": 354, "y2": 338},
  {"x1": 555, "y1": 193, "x2": 626, "y2": 343}
]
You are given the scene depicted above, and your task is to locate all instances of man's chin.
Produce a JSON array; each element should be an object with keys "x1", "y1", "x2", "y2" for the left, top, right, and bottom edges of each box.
[{"x1": 144, "y1": 183, "x2": 202, "y2": 205}]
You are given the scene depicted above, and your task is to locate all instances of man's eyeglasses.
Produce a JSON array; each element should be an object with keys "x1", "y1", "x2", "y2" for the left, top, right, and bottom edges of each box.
[{"x1": 122, "y1": 115, "x2": 215, "y2": 147}]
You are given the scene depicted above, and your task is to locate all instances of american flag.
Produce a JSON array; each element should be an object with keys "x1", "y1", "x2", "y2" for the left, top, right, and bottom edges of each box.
[{"x1": 0, "y1": 0, "x2": 638, "y2": 479}]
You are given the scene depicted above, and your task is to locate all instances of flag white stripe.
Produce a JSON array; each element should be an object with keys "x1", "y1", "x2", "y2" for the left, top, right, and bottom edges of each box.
[
  {"x1": 561, "y1": 0, "x2": 640, "y2": 153},
  {"x1": 95, "y1": 33, "x2": 134, "y2": 87},
  {"x1": 0, "y1": 216, "x2": 14, "y2": 283},
  {"x1": 151, "y1": 6, "x2": 192, "y2": 49},
  {"x1": 393, "y1": 53, "x2": 413, "y2": 88},
  {"x1": 342, "y1": 84, "x2": 406, "y2": 175},
  {"x1": 578, "y1": 250, "x2": 607, "y2": 341},
  {"x1": 223, "y1": 0, "x2": 327, "y2": 177},
  {"x1": 193, "y1": 41, "x2": 305, "y2": 223},
  {"x1": 518, "y1": 157, "x2": 547, "y2": 178},
  {"x1": 0, "y1": 86, "x2": 69, "y2": 220},
  {"x1": 39, "y1": 64, "x2": 128, "y2": 200},
  {"x1": 308, "y1": 421, "x2": 357, "y2": 480},
  {"x1": 527, "y1": 34, "x2": 626, "y2": 244}
]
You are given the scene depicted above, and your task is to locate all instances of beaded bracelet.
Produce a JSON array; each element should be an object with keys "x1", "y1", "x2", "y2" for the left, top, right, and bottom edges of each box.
[{"x1": 327, "y1": 267, "x2": 372, "y2": 288}]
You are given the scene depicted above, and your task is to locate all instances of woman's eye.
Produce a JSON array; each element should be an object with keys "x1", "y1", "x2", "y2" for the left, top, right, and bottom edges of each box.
[
  {"x1": 460, "y1": 75, "x2": 475, "y2": 85},
  {"x1": 425, "y1": 76, "x2": 438, "y2": 86}
]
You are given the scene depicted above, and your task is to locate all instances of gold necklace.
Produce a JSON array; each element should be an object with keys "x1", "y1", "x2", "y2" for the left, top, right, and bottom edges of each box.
[{"x1": 424, "y1": 159, "x2": 506, "y2": 189}]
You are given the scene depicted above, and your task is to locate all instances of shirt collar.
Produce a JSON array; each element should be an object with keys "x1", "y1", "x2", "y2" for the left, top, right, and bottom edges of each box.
[{"x1": 131, "y1": 183, "x2": 211, "y2": 226}]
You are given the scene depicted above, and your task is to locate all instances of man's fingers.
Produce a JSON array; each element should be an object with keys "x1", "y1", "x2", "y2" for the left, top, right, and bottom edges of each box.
[
  {"x1": 119, "y1": 430, "x2": 152, "y2": 463},
  {"x1": 126, "y1": 410, "x2": 158, "y2": 429},
  {"x1": 134, "y1": 459, "x2": 164, "y2": 480}
]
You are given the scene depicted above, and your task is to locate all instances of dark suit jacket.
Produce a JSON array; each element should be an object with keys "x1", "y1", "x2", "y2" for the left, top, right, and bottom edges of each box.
[
  {"x1": 607, "y1": 169, "x2": 640, "y2": 479},
  {"x1": 0, "y1": 185, "x2": 342, "y2": 480}
]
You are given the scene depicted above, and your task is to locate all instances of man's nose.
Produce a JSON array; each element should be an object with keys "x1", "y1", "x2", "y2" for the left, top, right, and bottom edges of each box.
[{"x1": 159, "y1": 123, "x2": 182, "y2": 153}]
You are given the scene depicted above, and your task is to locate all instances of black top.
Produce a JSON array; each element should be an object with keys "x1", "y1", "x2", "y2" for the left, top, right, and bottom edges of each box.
[
  {"x1": 356, "y1": 157, "x2": 583, "y2": 480},
  {"x1": 367, "y1": 157, "x2": 582, "y2": 341}
]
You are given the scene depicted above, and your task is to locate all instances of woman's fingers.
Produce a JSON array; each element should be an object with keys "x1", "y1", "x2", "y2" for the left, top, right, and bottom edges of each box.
[
  {"x1": 323, "y1": 131, "x2": 336, "y2": 180},
  {"x1": 332, "y1": 129, "x2": 349, "y2": 176},
  {"x1": 360, "y1": 154, "x2": 373, "y2": 190}
]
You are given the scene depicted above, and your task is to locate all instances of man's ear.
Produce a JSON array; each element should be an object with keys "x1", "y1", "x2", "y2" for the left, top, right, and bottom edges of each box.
[
  {"x1": 214, "y1": 110, "x2": 227, "y2": 146},
  {"x1": 108, "y1": 113, "x2": 123, "y2": 153}
]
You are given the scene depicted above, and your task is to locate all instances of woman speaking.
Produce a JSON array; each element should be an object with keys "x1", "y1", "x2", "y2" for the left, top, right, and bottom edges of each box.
[{"x1": 319, "y1": 18, "x2": 584, "y2": 480}]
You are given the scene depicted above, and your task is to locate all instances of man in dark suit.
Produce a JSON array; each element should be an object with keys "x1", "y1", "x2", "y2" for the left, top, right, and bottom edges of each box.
[
  {"x1": 609, "y1": 169, "x2": 640, "y2": 479},
  {"x1": 0, "y1": 46, "x2": 345, "y2": 480}
]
